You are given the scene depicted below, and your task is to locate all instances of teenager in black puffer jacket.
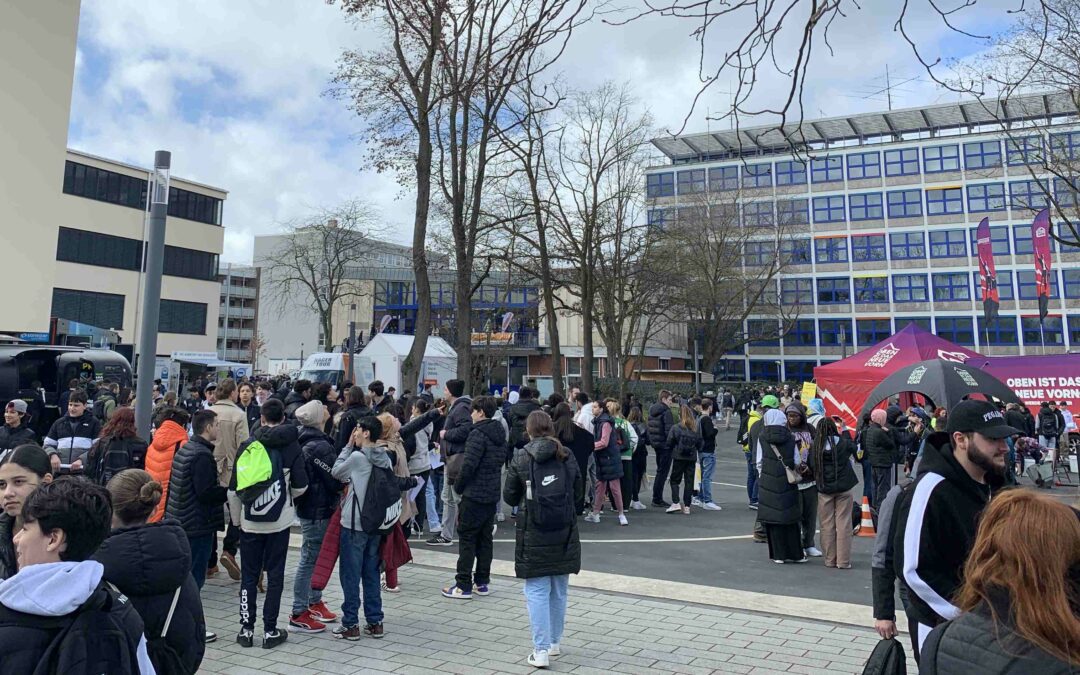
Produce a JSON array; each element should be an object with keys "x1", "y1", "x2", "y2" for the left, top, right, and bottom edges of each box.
[
  {"x1": 665, "y1": 404, "x2": 703, "y2": 513},
  {"x1": 586, "y1": 403, "x2": 627, "y2": 526},
  {"x1": 757, "y1": 409, "x2": 804, "y2": 563}
]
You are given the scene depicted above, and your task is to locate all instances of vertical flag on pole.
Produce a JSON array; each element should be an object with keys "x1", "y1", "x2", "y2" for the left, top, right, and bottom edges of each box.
[
  {"x1": 975, "y1": 217, "x2": 999, "y2": 325},
  {"x1": 1032, "y1": 208, "x2": 1053, "y2": 322}
]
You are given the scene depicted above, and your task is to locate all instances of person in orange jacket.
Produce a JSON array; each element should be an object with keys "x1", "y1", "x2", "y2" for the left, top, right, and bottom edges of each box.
[{"x1": 144, "y1": 406, "x2": 191, "y2": 522}]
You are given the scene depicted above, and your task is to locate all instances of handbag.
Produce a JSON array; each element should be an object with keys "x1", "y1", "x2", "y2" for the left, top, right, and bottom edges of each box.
[
  {"x1": 770, "y1": 444, "x2": 801, "y2": 484},
  {"x1": 445, "y1": 452, "x2": 465, "y2": 484},
  {"x1": 379, "y1": 521, "x2": 413, "y2": 571}
]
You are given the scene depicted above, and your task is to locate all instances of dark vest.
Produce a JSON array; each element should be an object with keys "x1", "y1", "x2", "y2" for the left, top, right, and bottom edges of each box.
[{"x1": 165, "y1": 437, "x2": 224, "y2": 537}]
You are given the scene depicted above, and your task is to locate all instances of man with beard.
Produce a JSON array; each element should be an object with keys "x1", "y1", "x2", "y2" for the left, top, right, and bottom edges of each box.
[{"x1": 894, "y1": 399, "x2": 1016, "y2": 663}]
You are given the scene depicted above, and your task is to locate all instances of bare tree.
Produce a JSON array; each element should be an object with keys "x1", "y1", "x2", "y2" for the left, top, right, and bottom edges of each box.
[
  {"x1": 260, "y1": 201, "x2": 380, "y2": 351},
  {"x1": 248, "y1": 332, "x2": 268, "y2": 369}
]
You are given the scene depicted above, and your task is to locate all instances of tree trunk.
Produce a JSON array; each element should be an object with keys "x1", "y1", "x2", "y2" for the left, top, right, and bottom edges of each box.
[
  {"x1": 402, "y1": 127, "x2": 433, "y2": 394},
  {"x1": 581, "y1": 290, "x2": 595, "y2": 396},
  {"x1": 532, "y1": 186, "x2": 563, "y2": 398},
  {"x1": 455, "y1": 266, "x2": 474, "y2": 395}
]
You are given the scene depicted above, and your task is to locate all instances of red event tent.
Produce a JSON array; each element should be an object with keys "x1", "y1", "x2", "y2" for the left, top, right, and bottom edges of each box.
[{"x1": 814, "y1": 323, "x2": 982, "y2": 428}]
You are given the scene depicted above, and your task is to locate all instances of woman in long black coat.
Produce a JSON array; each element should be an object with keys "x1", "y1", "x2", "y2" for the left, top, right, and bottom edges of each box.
[{"x1": 757, "y1": 408, "x2": 805, "y2": 563}]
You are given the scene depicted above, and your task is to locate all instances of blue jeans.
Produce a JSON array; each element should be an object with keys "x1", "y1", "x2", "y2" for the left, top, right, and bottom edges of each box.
[
  {"x1": 291, "y1": 518, "x2": 328, "y2": 614},
  {"x1": 188, "y1": 534, "x2": 214, "y2": 589},
  {"x1": 339, "y1": 527, "x2": 383, "y2": 628},
  {"x1": 744, "y1": 452, "x2": 758, "y2": 504},
  {"x1": 523, "y1": 575, "x2": 569, "y2": 651},
  {"x1": 427, "y1": 470, "x2": 444, "y2": 529},
  {"x1": 699, "y1": 453, "x2": 716, "y2": 503}
]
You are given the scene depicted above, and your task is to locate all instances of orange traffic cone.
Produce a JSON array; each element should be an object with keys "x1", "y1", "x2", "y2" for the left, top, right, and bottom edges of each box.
[{"x1": 857, "y1": 496, "x2": 876, "y2": 537}]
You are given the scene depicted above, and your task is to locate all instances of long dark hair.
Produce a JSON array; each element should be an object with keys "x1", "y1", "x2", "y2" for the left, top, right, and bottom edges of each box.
[
  {"x1": 551, "y1": 402, "x2": 576, "y2": 445},
  {"x1": 810, "y1": 416, "x2": 839, "y2": 486}
]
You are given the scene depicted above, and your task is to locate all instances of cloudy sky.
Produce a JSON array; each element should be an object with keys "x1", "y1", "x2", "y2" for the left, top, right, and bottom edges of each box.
[{"x1": 69, "y1": 0, "x2": 1021, "y2": 263}]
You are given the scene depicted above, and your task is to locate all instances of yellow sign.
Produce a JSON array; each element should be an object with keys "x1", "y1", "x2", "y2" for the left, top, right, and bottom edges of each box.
[
  {"x1": 801, "y1": 382, "x2": 817, "y2": 401},
  {"x1": 471, "y1": 332, "x2": 514, "y2": 346}
]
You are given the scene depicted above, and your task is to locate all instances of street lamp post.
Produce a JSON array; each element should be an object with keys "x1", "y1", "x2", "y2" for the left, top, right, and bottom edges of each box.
[{"x1": 134, "y1": 151, "x2": 171, "y2": 437}]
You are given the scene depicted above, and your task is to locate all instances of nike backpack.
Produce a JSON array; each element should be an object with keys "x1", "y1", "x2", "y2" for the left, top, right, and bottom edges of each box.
[
  {"x1": 527, "y1": 455, "x2": 575, "y2": 532},
  {"x1": 358, "y1": 461, "x2": 403, "y2": 535},
  {"x1": 235, "y1": 441, "x2": 288, "y2": 523}
]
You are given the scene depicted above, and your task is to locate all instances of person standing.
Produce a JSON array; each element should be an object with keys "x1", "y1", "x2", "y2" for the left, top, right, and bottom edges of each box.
[
  {"x1": 646, "y1": 390, "x2": 675, "y2": 508},
  {"x1": 809, "y1": 416, "x2": 857, "y2": 569},
  {"x1": 572, "y1": 392, "x2": 593, "y2": 431},
  {"x1": 0, "y1": 400, "x2": 36, "y2": 460},
  {"x1": 507, "y1": 387, "x2": 542, "y2": 452},
  {"x1": 0, "y1": 445, "x2": 53, "y2": 580},
  {"x1": 894, "y1": 400, "x2": 1016, "y2": 661},
  {"x1": 552, "y1": 402, "x2": 594, "y2": 514},
  {"x1": 626, "y1": 407, "x2": 649, "y2": 511},
  {"x1": 757, "y1": 409, "x2": 805, "y2": 564},
  {"x1": 427, "y1": 379, "x2": 471, "y2": 547},
  {"x1": 83, "y1": 407, "x2": 148, "y2": 487},
  {"x1": 697, "y1": 399, "x2": 720, "y2": 510},
  {"x1": 1038, "y1": 401, "x2": 1062, "y2": 459},
  {"x1": 43, "y1": 390, "x2": 101, "y2": 474},
  {"x1": 665, "y1": 404, "x2": 702, "y2": 515},
  {"x1": 210, "y1": 378, "x2": 250, "y2": 582},
  {"x1": 584, "y1": 401, "x2": 627, "y2": 526},
  {"x1": 503, "y1": 410, "x2": 583, "y2": 669},
  {"x1": 144, "y1": 406, "x2": 191, "y2": 523},
  {"x1": 863, "y1": 408, "x2": 896, "y2": 529},
  {"x1": 605, "y1": 401, "x2": 637, "y2": 513},
  {"x1": 335, "y1": 386, "x2": 373, "y2": 452},
  {"x1": 786, "y1": 404, "x2": 820, "y2": 558},
  {"x1": 283, "y1": 380, "x2": 312, "y2": 420},
  {"x1": 238, "y1": 382, "x2": 261, "y2": 432}
]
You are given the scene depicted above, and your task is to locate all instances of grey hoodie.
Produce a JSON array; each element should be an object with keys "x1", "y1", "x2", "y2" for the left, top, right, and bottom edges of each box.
[{"x1": 332, "y1": 443, "x2": 392, "y2": 531}]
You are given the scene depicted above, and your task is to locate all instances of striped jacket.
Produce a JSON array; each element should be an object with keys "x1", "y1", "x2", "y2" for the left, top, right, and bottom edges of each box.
[{"x1": 43, "y1": 414, "x2": 101, "y2": 466}]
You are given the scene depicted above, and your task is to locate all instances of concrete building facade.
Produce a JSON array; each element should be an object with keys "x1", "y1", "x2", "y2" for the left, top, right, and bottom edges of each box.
[{"x1": 217, "y1": 264, "x2": 261, "y2": 363}]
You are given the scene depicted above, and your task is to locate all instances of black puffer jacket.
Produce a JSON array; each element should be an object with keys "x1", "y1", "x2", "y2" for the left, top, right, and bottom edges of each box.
[
  {"x1": 590, "y1": 412, "x2": 623, "y2": 482},
  {"x1": 0, "y1": 514, "x2": 14, "y2": 580},
  {"x1": 283, "y1": 391, "x2": 307, "y2": 420},
  {"x1": 920, "y1": 590, "x2": 1073, "y2": 674},
  {"x1": 0, "y1": 424, "x2": 36, "y2": 454},
  {"x1": 757, "y1": 424, "x2": 800, "y2": 525},
  {"x1": 296, "y1": 425, "x2": 345, "y2": 521},
  {"x1": 507, "y1": 399, "x2": 542, "y2": 450},
  {"x1": 646, "y1": 402, "x2": 674, "y2": 451},
  {"x1": 810, "y1": 434, "x2": 858, "y2": 494},
  {"x1": 243, "y1": 401, "x2": 261, "y2": 432},
  {"x1": 454, "y1": 418, "x2": 506, "y2": 504},
  {"x1": 442, "y1": 396, "x2": 474, "y2": 460},
  {"x1": 503, "y1": 438, "x2": 583, "y2": 579},
  {"x1": 93, "y1": 522, "x2": 206, "y2": 675},
  {"x1": 862, "y1": 424, "x2": 896, "y2": 468},
  {"x1": 667, "y1": 423, "x2": 703, "y2": 461},
  {"x1": 165, "y1": 436, "x2": 226, "y2": 537}
]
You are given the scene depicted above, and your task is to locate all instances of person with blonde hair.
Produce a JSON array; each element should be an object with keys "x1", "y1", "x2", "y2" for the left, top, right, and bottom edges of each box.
[
  {"x1": 605, "y1": 400, "x2": 638, "y2": 513},
  {"x1": 665, "y1": 404, "x2": 703, "y2": 515},
  {"x1": 376, "y1": 411, "x2": 413, "y2": 593},
  {"x1": 919, "y1": 489, "x2": 1080, "y2": 673}
]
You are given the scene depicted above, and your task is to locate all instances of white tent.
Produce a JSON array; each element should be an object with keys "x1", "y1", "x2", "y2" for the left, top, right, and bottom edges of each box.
[{"x1": 359, "y1": 334, "x2": 457, "y2": 393}]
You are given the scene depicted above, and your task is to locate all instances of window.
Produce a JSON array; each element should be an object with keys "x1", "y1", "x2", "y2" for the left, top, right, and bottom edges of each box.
[
  {"x1": 1022, "y1": 316, "x2": 1064, "y2": 346},
  {"x1": 677, "y1": 206, "x2": 707, "y2": 225},
  {"x1": 658, "y1": 358, "x2": 670, "y2": 371},
  {"x1": 159, "y1": 299, "x2": 207, "y2": 335},
  {"x1": 889, "y1": 231, "x2": 925, "y2": 260},
  {"x1": 967, "y1": 183, "x2": 1006, "y2": 212},
  {"x1": 677, "y1": 169, "x2": 706, "y2": 194},
  {"x1": 968, "y1": 225, "x2": 1010, "y2": 256},
  {"x1": 850, "y1": 234, "x2": 885, "y2": 262},
  {"x1": 784, "y1": 361, "x2": 817, "y2": 381},
  {"x1": 565, "y1": 357, "x2": 581, "y2": 376},
  {"x1": 901, "y1": 317, "x2": 933, "y2": 332},
  {"x1": 167, "y1": 188, "x2": 223, "y2": 226},
  {"x1": 926, "y1": 187, "x2": 964, "y2": 216},
  {"x1": 923, "y1": 145, "x2": 960, "y2": 173},
  {"x1": 749, "y1": 361, "x2": 779, "y2": 381},
  {"x1": 819, "y1": 319, "x2": 853, "y2": 346},
  {"x1": 646, "y1": 173, "x2": 674, "y2": 198},
  {"x1": 973, "y1": 270, "x2": 1014, "y2": 301},
  {"x1": 963, "y1": 140, "x2": 1002, "y2": 170},
  {"x1": 775, "y1": 160, "x2": 807, "y2": 186},
  {"x1": 1013, "y1": 225, "x2": 1056, "y2": 255},
  {"x1": 709, "y1": 166, "x2": 739, "y2": 191},
  {"x1": 55, "y1": 227, "x2": 142, "y2": 271},
  {"x1": 929, "y1": 229, "x2": 967, "y2": 258},
  {"x1": 710, "y1": 203, "x2": 738, "y2": 226},
  {"x1": 810, "y1": 156, "x2": 843, "y2": 184},
  {"x1": 1007, "y1": 136, "x2": 1042, "y2": 166},
  {"x1": 815, "y1": 237, "x2": 848, "y2": 263},
  {"x1": 1010, "y1": 179, "x2": 1050, "y2": 212},
  {"x1": 857, "y1": 319, "x2": 892, "y2": 346},
  {"x1": 849, "y1": 193, "x2": 884, "y2": 221},
  {"x1": 847, "y1": 151, "x2": 881, "y2": 179},
  {"x1": 743, "y1": 240, "x2": 774, "y2": 266},
  {"x1": 1065, "y1": 269, "x2": 1080, "y2": 299},
  {"x1": 781, "y1": 278, "x2": 813, "y2": 305},
  {"x1": 887, "y1": 189, "x2": 923, "y2": 218},
  {"x1": 1070, "y1": 316, "x2": 1080, "y2": 347},
  {"x1": 783, "y1": 319, "x2": 816, "y2": 347},
  {"x1": 1051, "y1": 131, "x2": 1080, "y2": 160},
  {"x1": 1056, "y1": 177, "x2": 1079, "y2": 210},
  {"x1": 853, "y1": 276, "x2": 888, "y2": 303},
  {"x1": 892, "y1": 274, "x2": 929, "y2": 302},
  {"x1": 62, "y1": 161, "x2": 147, "y2": 210},
  {"x1": 742, "y1": 163, "x2": 772, "y2": 188},
  {"x1": 885, "y1": 148, "x2": 920, "y2": 177},
  {"x1": 932, "y1": 272, "x2": 971, "y2": 301},
  {"x1": 647, "y1": 208, "x2": 669, "y2": 229},
  {"x1": 1017, "y1": 270, "x2": 1059, "y2": 299},
  {"x1": 936, "y1": 317, "x2": 975, "y2": 345},
  {"x1": 743, "y1": 201, "x2": 775, "y2": 228},
  {"x1": 163, "y1": 246, "x2": 218, "y2": 281},
  {"x1": 777, "y1": 198, "x2": 809, "y2": 224},
  {"x1": 51, "y1": 288, "x2": 125, "y2": 330},
  {"x1": 979, "y1": 316, "x2": 1018, "y2": 345},
  {"x1": 779, "y1": 238, "x2": 811, "y2": 264},
  {"x1": 813, "y1": 195, "x2": 846, "y2": 223},
  {"x1": 747, "y1": 320, "x2": 780, "y2": 346},
  {"x1": 817, "y1": 277, "x2": 850, "y2": 304}
]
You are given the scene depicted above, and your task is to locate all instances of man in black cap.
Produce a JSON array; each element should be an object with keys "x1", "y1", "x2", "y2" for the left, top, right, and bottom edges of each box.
[{"x1": 893, "y1": 399, "x2": 1018, "y2": 662}]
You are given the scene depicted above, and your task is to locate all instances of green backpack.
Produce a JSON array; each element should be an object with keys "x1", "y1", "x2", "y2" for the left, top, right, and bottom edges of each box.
[{"x1": 235, "y1": 440, "x2": 272, "y2": 501}]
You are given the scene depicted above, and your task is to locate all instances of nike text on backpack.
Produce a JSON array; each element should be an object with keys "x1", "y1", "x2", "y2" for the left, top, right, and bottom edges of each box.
[
  {"x1": 526, "y1": 455, "x2": 575, "y2": 532},
  {"x1": 353, "y1": 455, "x2": 402, "y2": 535},
  {"x1": 235, "y1": 441, "x2": 290, "y2": 523}
]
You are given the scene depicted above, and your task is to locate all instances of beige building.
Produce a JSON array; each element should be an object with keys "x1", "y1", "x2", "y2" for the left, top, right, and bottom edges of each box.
[{"x1": 0, "y1": 2, "x2": 226, "y2": 357}]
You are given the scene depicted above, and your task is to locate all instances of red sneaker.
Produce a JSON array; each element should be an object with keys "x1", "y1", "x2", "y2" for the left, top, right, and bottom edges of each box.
[
  {"x1": 288, "y1": 610, "x2": 326, "y2": 634},
  {"x1": 308, "y1": 601, "x2": 338, "y2": 623}
]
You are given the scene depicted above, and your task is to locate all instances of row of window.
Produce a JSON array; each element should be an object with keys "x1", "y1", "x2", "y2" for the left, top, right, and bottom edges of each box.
[
  {"x1": 62, "y1": 161, "x2": 224, "y2": 226},
  {"x1": 646, "y1": 133, "x2": 1080, "y2": 197},
  {"x1": 50, "y1": 288, "x2": 208, "y2": 334},
  {"x1": 54, "y1": 227, "x2": 219, "y2": 281},
  {"x1": 373, "y1": 282, "x2": 540, "y2": 309}
]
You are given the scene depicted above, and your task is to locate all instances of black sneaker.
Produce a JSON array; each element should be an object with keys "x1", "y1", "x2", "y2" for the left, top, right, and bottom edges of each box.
[
  {"x1": 426, "y1": 534, "x2": 454, "y2": 546},
  {"x1": 364, "y1": 623, "x2": 385, "y2": 639},
  {"x1": 262, "y1": 629, "x2": 287, "y2": 649},
  {"x1": 333, "y1": 624, "x2": 362, "y2": 641},
  {"x1": 652, "y1": 500, "x2": 671, "y2": 508},
  {"x1": 236, "y1": 627, "x2": 254, "y2": 648}
]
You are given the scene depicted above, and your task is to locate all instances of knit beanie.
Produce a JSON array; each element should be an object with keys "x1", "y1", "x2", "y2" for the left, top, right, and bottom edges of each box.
[{"x1": 295, "y1": 400, "x2": 325, "y2": 428}]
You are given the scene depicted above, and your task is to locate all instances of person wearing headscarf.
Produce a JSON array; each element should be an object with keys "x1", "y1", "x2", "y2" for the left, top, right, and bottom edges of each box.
[
  {"x1": 863, "y1": 407, "x2": 896, "y2": 529},
  {"x1": 786, "y1": 404, "x2": 819, "y2": 557},
  {"x1": 756, "y1": 409, "x2": 805, "y2": 563}
]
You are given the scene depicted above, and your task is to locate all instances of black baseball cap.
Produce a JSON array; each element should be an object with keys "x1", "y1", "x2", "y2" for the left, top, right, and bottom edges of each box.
[{"x1": 946, "y1": 400, "x2": 1022, "y2": 439}]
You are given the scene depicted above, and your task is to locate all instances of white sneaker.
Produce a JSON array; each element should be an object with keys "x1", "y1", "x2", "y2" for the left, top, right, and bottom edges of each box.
[
  {"x1": 583, "y1": 513, "x2": 601, "y2": 523},
  {"x1": 630, "y1": 500, "x2": 647, "y2": 510},
  {"x1": 548, "y1": 643, "x2": 561, "y2": 656},
  {"x1": 691, "y1": 497, "x2": 703, "y2": 507},
  {"x1": 492, "y1": 523, "x2": 498, "y2": 536},
  {"x1": 665, "y1": 504, "x2": 682, "y2": 514},
  {"x1": 618, "y1": 514, "x2": 628, "y2": 526},
  {"x1": 805, "y1": 547, "x2": 823, "y2": 557},
  {"x1": 528, "y1": 649, "x2": 550, "y2": 668},
  {"x1": 702, "y1": 502, "x2": 722, "y2": 511},
  {"x1": 496, "y1": 512, "x2": 505, "y2": 522}
]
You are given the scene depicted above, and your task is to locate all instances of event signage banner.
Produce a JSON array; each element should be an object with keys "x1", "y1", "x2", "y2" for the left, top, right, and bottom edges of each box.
[
  {"x1": 1031, "y1": 208, "x2": 1053, "y2": 321},
  {"x1": 975, "y1": 217, "x2": 999, "y2": 324}
]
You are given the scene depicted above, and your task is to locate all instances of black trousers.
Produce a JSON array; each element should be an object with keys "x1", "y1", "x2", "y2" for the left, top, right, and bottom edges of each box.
[
  {"x1": 455, "y1": 498, "x2": 496, "y2": 590},
  {"x1": 412, "y1": 469, "x2": 431, "y2": 533},
  {"x1": 670, "y1": 458, "x2": 695, "y2": 506},
  {"x1": 652, "y1": 447, "x2": 673, "y2": 503},
  {"x1": 631, "y1": 447, "x2": 648, "y2": 501},
  {"x1": 870, "y1": 466, "x2": 894, "y2": 530},
  {"x1": 239, "y1": 529, "x2": 290, "y2": 632},
  {"x1": 620, "y1": 459, "x2": 633, "y2": 510}
]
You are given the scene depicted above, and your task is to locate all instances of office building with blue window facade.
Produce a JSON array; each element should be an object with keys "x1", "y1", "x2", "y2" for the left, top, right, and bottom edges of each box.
[{"x1": 646, "y1": 93, "x2": 1080, "y2": 383}]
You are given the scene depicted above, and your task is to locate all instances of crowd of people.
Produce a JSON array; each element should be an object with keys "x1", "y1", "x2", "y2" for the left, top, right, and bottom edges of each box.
[{"x1": 0, "y1": 371, "x2": 1078, "y2": 672}]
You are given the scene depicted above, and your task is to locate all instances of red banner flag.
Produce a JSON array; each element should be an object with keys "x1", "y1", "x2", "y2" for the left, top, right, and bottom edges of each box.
[
  {"x1": 975, "y1": 217, "x2": 999, "y2": 324},
  {"x1": 1031, "y1": 209, "x2": 1053, "y2": 321}
]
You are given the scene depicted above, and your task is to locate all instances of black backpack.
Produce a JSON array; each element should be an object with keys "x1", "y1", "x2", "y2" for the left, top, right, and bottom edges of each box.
[
  {"x1": 860, "y1": 637, "x2": 907, "y2": 675},
  {"x1": 358, "y1": 459, "x2": 402, "y2": 534},
  {"x1": 527, "y1": 455, "x2": 575, "y2": 532},
  {"x1": 1040, "y1": 413, "x2": 1058, "y2": 437},
  {"x1": 145, "y1": 586, "x2": 186, "y2": 674},
  {"x1": 92, "y1": 394, "x2": 115, "y2": 422},
  {"x1": 36, "y1": 583, "x2": 142, "y2": 675},
  {"x1": 240, "y1": 445, "x2": 289, "y2": 523},
  {"x1": 612, "y1": 425, "x2": 628, "y2": 454}
]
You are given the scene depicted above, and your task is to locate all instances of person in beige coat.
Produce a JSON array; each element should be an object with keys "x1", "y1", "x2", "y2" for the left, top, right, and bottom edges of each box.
[{"x1": 208, "y1": 378, "x2": 251, "y2": 580}]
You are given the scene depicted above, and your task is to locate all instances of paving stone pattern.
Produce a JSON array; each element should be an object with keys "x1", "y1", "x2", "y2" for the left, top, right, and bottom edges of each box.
[{"x1": 198, "y1": 558, "x2": 900, "y2": 674}]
